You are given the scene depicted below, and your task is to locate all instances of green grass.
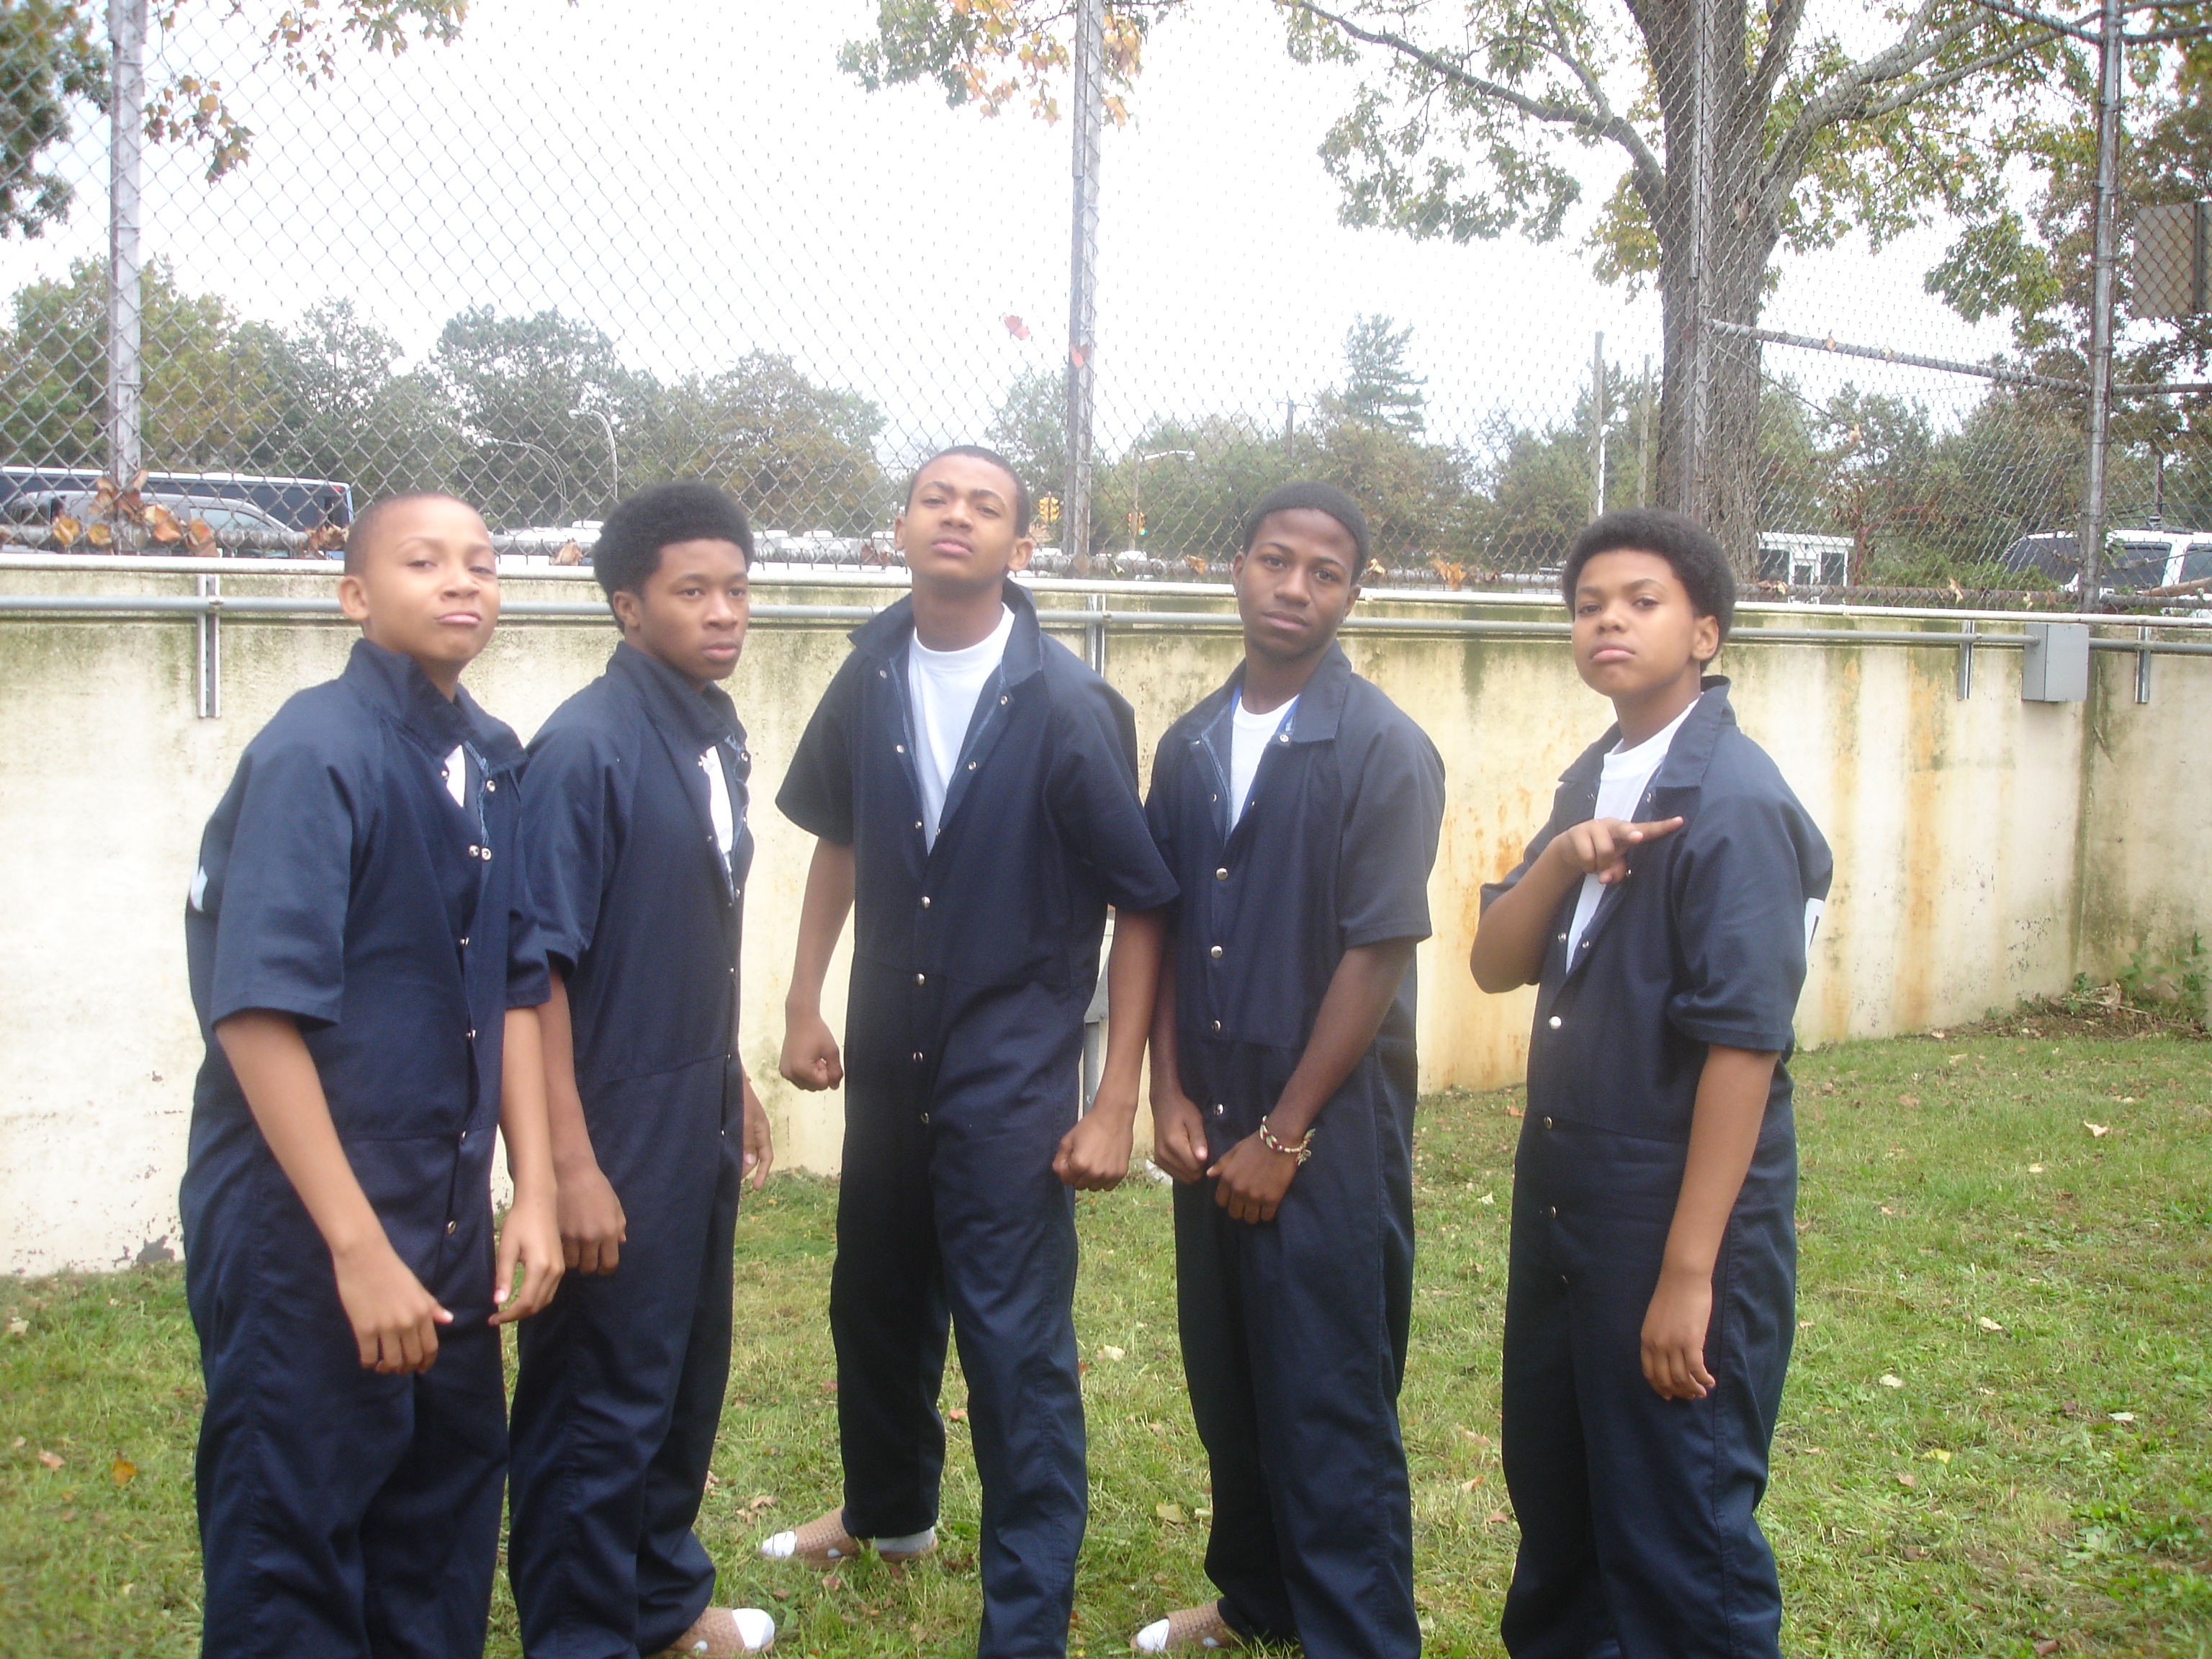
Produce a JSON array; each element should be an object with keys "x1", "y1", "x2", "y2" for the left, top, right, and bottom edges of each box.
[{"x1": 5, "y1": 1025, "x2": 2210, "y2": 1656}]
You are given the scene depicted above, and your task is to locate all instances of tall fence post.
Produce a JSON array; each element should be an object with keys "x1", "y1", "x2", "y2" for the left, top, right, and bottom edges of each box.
[
  {"x1": 1684, "y1": 0, "x2": 1718, "y2": 521},
  {"x1": 106, "y1": 0, "x2": 148, "y2": 487},
  {"x1": 1589, "y1": 331, "x2": 1606, "y2": 522},
  {"x1": 1062, "y1": 0, "x2": 1104, "y2": 572},
  {"x1": 2078, "y1": 0, "x2": 2124, "y2": 612}
]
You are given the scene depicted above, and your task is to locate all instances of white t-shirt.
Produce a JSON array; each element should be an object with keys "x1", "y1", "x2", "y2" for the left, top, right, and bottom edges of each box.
[
  {"x1": 907, "y1": 605, "x2": 1015, "y2": 846},
  {"x1": 1563, "y1": 700, "x2": 1698, "y2": 961},
  {"x1": 439, "y1": 744, "x2": 468, "y2": 810},
  {"x1": 1228, "y1": 695, "x2": 1295, "y2": 827},
  {"x1": 700, "y1": 746, "x2": 735, "y2": 873}
]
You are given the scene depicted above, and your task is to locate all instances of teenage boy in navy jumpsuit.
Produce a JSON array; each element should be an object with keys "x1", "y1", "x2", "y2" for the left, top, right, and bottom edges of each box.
[
  {"x1": 1471, "y1": 508, "x2": 1832, "y2": 1659},
  {"x1": 181, "y1": 493, "x2": 564, "y2": 1658},
  {"x1": 1136, "y1": 482, "x2": 1444, "y2": 1659},
  {"x1": 509, "y1": 483, "x2": 778, "y2": 1659},
  {"x1": 765, "y1": 446, "x2": 1177, "y2": 1659}
]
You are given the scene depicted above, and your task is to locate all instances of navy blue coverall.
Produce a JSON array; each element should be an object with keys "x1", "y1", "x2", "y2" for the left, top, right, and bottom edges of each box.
[
  {"x1": 508, "y1": 642, "x2": 755, "y2": 1658},
  {"x1": 181, "y1": 637, "x2": 547, "y2": 1659},
  {"x1": 777, "y1": 582, "x2": 1178, "y2": 1659},
  {"x1": 1146, "y1": 644, "x2": 1444, "y2": 1659},
  {"x1": 1481, "y1": 680, "x2": 1832, "y2": 1659}
]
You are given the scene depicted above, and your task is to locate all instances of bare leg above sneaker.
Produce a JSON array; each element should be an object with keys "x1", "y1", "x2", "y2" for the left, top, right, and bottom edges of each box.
[{"x1": 758, "y1": 1506, "x2": 935, "y2": 1567}]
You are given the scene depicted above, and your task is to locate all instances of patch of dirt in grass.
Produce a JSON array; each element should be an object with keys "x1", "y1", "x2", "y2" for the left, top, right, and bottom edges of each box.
[{"x1": 1943, "y1": 993, "x2": 2208, "y2": 1044}]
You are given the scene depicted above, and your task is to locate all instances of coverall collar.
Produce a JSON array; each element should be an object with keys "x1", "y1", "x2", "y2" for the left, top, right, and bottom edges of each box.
[
  {"x1": 848, "y1": 577, "x2": 1047, "y2": 686},
  {"x1": 606, "y1": 639, "x2": 745, "y2": 752},
  {"x1": 341, "y1": 637, "x2": 521, "y2": 771},
  {"x1": 1204, "y1": 638, "x2": 1355, "y2": 745},
  {"x1": 1557, "y1": 675, "x2": 1734, "y2": 793}
]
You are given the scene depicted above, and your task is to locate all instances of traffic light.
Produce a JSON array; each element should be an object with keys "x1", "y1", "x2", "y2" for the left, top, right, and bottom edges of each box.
[{"x1": 1035, "y1": 493, "x2": 1060, "y2": 531}]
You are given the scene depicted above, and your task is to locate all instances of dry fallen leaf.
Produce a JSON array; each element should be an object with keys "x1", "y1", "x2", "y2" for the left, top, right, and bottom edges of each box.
[
  {"x1": 2109, "y1": 1411, "x2": 2136, "y2": 1424},
  {"x1": 1155, "y1": 1502, "x2": 1186, "y2": 1524},
  {"x1": 1484, "y1": 1510, "x2": 1509, "y2": 1524},
  {"x1": 1899, "y1": 1094, "x2": 1920, "y2": 1108},
  {"x1": 110, "y1": 1456, "x2": 136, "y2": 1486},
  {"x1": 1894, "y1": 1473, "x2": 1918, "y2": 1489},
  {"x1": 37, "y1": 1449, "x2": 62, "y2": 1470},
  {"x1": 1978, "y1": 1316, "x2": 2005, "y2": 1332},
  {"x1": 2084, "y1": 1123, "x2": 2110, "y2": 1138},
  {"x1": 1928, "y1": 1449, "x2": 1952, "y2": 1465},
  {"x1": 86, "y1": 522, "x2": 113, "y2": 548},
  {"x1": 51, "y1": 514, "x2": 81, "y2": 547},
  {"x1": 186, "y1": 518, "x2": 217, "y2": 557},
  {"x1": 1100, "y1": 1346, "x2": 1125, "y2": 1362},
  {"x1": 6, "y1": 1318, "x2": 25, "y2": 1336},
  {"x1": 948, "y1": 1406, "x2": 968, "y2": 1422},
  {"x1": 771, "y1": 1587, "x2": 791, "y2": 1602},
  {"x1": 1880, "y1": 1374, "x2": 1905, "y2": 1389},
  {"x1": 1460, "y1": 1477, "x2": 1482, "y2": 1492},
  {"x1": 1478, "y1": 1192, "x2": 1496, "y2": 1206},
  {"x1": 2034, "y1": 1640, "x2": 2061, "y2": 1655},
  {"x1": 1001, "y1": 313, "x2": 1030, "y2": 341},
  {"x1": 2028, "y1": 1163, "x2": 2046, "y2": 1174},
  {"x1": 145, "y1": 504, "x2": 182, "y2": 542}
]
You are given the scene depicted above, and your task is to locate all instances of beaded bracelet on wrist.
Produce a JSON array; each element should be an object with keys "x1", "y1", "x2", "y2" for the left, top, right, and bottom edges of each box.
[{"x1": 1257, "y1": 1120, "x2": 1314, "y2": 1164}]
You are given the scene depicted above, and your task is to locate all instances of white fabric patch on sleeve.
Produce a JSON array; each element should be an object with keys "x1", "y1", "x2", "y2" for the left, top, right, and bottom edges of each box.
[
  {"x1": 189, "y1": 863, "x2": 208, "y2": 913},
  {"x1": 1804, "y1": 897, "x2": 1825, "y2": 950}
]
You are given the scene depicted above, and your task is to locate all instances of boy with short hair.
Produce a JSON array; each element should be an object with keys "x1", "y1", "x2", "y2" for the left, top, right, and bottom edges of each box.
[
  {"x1": 181, "y1": 493, "x2": 563, "y2": 1657},
  {"x1": 1136, "y1": 482, "x2": 1444, "y2": 1659},
  {"x1": 764, "y1": 444, "x2": 1177, "y2": 1658},
  {"x1": 508, "y1": 482, "x2": 777, "y2": 1658},
  {"x1": 1470, "y1": 508, "x2": 1832, "y2": 1658}
]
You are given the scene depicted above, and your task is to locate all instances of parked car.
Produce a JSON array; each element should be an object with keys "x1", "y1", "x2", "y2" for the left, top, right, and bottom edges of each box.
[
  {"x1": 2, "y1": 465, "x2": 351, "y2": 531},
  {"x1": 1997, "y1": 528, "x2": 2212, "y2": 595},
  {"x1": 51, "y1": 490, "x2": 299, "y2": 554}
]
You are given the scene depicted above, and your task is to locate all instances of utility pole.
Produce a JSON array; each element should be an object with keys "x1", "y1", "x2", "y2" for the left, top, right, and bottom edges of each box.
[
  {"x1": 1684, "y1": 0, "x2": 1718, "y2": 521},
  {"x1": 2077, "y1": 0, "x2": 2124, "y2": 612},
  {"x1": 1283, "y1": 397, "x2": 1299, "y2": 462},
  {"x1": 106, "y1": 0, "x2": 148, "y2": 487},
  {"x1": 1589, "y1": 331, "x2": 1607, "y2": 523},
  {"x1": 1062, "y1": 0, "x2": 1105, "y2": 570}
]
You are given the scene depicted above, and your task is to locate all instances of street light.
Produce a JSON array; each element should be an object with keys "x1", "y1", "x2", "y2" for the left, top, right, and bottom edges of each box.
[
  {"x1": 572, "y1": 405, "x2": 618, "y2": 509},
  {"x1": 1128, "y1": 448, "x2": 1194, "y2": 547}
]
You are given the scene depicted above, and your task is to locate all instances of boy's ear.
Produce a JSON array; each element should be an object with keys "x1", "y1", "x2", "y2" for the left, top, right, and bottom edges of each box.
[
  {"x1": 1691, "y1": 610, "x2": 1722, "y2": 665},
  {"x1": 608, "y1": 587, "x2": 642, "y2": 635},
  {"x1": 1008, "y1": 532, "x2": 1035, "y2": 574},
  {"x1": 337, "y1": 572, "x2": 370, "y2": 625}
]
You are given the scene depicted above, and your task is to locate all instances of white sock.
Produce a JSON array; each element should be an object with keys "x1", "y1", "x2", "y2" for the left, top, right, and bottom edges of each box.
[
  {"x1": 757, "y1": 1530, "x2": 802, "y2": 1560},
  {"x1": 1134, "y1": 1619, "x2": 1172, "y2": 1654},
  {"x1": 874, "y1": 1524, "x2": 935, "y2": 1554},
  {"x1": 733, "y1": 1608, "x2": 775, "y2": 1651}
]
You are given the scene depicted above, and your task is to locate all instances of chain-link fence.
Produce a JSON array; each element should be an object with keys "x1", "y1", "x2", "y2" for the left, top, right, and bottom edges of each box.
[{"x1": 0, "y1": 0, "x2": 2206, "y2": 601}]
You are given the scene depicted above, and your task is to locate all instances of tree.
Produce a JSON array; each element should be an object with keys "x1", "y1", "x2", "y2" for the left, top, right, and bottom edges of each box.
[
  {"x1": 641, "y1": 351, "x2": 889, "y2": 536},
  {"x1": 430, "y1": 306, "x2": 650, "y2": 528},
  {"x1": 843, "y1": 0, "x2": 2121, "y2": 572},
  {"x1": 0, "y1": 256, "x2": 276, "y2": 467},
  {"x1": 1326, "y1": 313, "x2": 1426, "y2": 433},
  {"x1": 0, "y1": 1, "x2": 104, "y2": 238},
  {"x1": 986, "y1": 366, "x2": 1068, "y2": 496},
  {"x1": 250, "y1": 299, "x2": 458, "y2": 499}
]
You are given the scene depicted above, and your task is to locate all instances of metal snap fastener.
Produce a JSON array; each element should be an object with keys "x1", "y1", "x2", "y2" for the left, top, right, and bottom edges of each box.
[
  {"x1": 1209, "y1": 945, "x2": 1223, "y2": 958},
  {"x1": 1556, "y1": 932, "x2": 1566, "y2": 943},
  {"x1": 482, "y1": 848, "x2": 493, "y2": 862},
  {"x1": 1214, "y1": 868, "x2": 1228, "y2": 881},
  {"x1": 1211, "y1": 1020, "x2": 1221, "y2": 1033},
  {"x1": 920, "y1": 1112, "x2": 930, "y2": 1125},
  {"x1": 1559, "y1": 1273, "x2": 1569, "y2": 1288},
  {"x1": 446, "y1": 1220, "x2": 458, "y2": 1236},
  {"x1": 485, "y1": 778, "x2": 496, "y2": 793},
  {"x1": 1547, "y1": 1015, "x2": 1563, "y2": 1029},
  {"x1": 914, "y1": 972, "x2": 926, "y2": 986},
  {"x1": 912, "y1": 1051, "x2": 923, "y2": 1064},
  {"x1": 457, "y1": 936, "x2": 469, "y2": 948},
  {"x1": 914, "y1": 820, "x2": 924, "y2": 831},
  {"x1": 1213, "y1": 1103, "x2": 1225, "y2": 1116},
  {"x1": 878, "y1": 667, "x2": 888, "y2": 678},
  {"x1": 966, "y1": 760, "x2": 977, "y2": 770},
  {"x1": 895, "y1": 743, "x2": 905, "y2": 754},
  {"x1": 920, "y1": 896, "x2": 931, "y2": 908},
  {"x1": 466, "y1": 1028, "x2": 477, "y2": 1040},
  {"x1": 999, "y1": 695, "x2": 1009, "y2": 705},
  {"x1": 467, "y1": 844, "x2": 480, "y2": 858},
  {"x1": 1543, "y1": 1115, "x2": 1555, "y2": 1130},
  {"x1": 1548, "y1": 1205, "x2": 1559, "y2": 1219}
]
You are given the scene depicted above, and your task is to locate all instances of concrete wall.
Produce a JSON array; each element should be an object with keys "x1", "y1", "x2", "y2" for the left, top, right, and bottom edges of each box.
[{"x1": 4, "y1": 562, "x2": 2206, "y2": 1274}]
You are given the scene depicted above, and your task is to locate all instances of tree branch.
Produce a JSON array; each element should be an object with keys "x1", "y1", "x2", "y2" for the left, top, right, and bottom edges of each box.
[
  {"x1": 1285, "y1": 0, "x2": 1665, "y2": 202},
  {"x1": 1751, "y1": 0, "x2": 1812, "y2": 104}
]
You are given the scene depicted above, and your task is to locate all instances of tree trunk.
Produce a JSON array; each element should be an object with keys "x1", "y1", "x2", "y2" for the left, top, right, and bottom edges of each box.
[{"x1": 1644, "y1": 0, "x2": 1779, "y2": 577}]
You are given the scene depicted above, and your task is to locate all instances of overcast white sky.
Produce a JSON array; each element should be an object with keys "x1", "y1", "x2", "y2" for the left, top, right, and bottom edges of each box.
[{"x1": 0, "y1": 0, "x2": 2026, "y2": 457}]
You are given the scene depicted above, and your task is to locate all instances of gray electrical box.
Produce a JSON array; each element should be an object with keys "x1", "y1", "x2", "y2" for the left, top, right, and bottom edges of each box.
[{"x1": 2022, "y1": 621, "x2": 2090, "y2": 703}]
